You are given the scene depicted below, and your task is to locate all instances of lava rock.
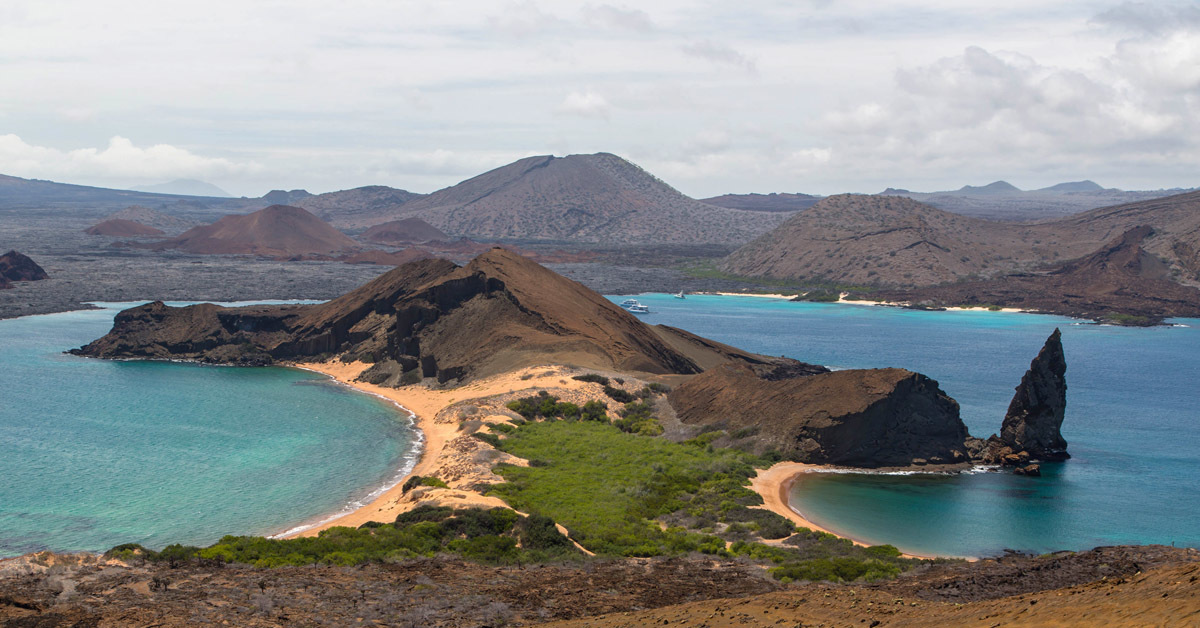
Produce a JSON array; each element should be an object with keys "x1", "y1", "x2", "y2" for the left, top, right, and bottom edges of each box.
[
  {"x1": 1014, "y1": 464, "x2": 1042, "y2": 476},
  {"x1": 1000, "y1": 329, "x2": 1069, "y2": 461}
]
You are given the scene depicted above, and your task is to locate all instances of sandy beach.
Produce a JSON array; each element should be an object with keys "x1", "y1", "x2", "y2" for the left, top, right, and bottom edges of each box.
[
  {"x1": 713, "y1": 291, "x2": 796, "y2": 299},
  {"x1": 837, "y1": 296, "x2": 1026, "y2": 314},
  {"x1": 279, "y1": 362, "x2": 607, "y2": 538}
]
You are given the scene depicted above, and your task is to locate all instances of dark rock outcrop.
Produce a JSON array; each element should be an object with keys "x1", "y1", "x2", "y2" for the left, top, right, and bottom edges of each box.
[
  {"x1": 72, "y1": 249, "x2": 781, "y2": 383},
  {"x1": 668, "y1": 363, "x2": 971, "y2": 467},
  {"x1": 0, "y1": 250, "x2": 49, "y2": 289},
  {"x1": 1000, "y1": 328, "x2": 1069, "y2": 460}
]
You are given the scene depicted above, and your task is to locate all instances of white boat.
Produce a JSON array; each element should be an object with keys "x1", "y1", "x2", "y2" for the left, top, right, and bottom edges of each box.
[
  {"x1": 627, "y1": 304, "x2": 650, "y2": 314},
  {"x1": 673, "y1": 291, "x2": 686, "y2": 299},
  {"x1": 619, "y1": 298, "x2": 640, "y2": 307}
]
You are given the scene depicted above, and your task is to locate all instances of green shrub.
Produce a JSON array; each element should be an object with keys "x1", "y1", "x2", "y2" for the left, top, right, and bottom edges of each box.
[
  {"x1": 114, "y1": 506, "x2": 580, "y2": 569},
  {"x1": 613, "y1": 401, "x2": 663, "y2": 436},
  {"x1": 472, "y1": 432, "x2": 503, "y2": 448},
  {"x1": 402, "y1": 476, "x2": 449, "y2": 492},
  {"x1": 506, "y1": 391, "x2": 584, "y2": 420},
  {"x1": 770, "y1": 557, "x2": 902, "y2": 583},
  {"x1": 602, "y1": 385, "x2": 636, "y2": 403},
  {"x1": 572, "y1": 373, "x2": 610, "y2": 385},
  {"x1": 684, "y1": 431, "x2": 724, "y2": 447},
  {"x1": 580, "y1": 400, "x2": 608, "y2": 422}
]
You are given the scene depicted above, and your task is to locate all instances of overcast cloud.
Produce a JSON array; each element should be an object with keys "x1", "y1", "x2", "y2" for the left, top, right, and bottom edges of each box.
[{"x1": 0, "y1": 0, "x2": 1196, "y2": 196}]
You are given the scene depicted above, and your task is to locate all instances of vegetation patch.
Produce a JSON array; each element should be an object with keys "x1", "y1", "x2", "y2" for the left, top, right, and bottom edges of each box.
[
  {"x1": 488, "y1": 419, "x2": 943, "y2": 580},
  {"x1": 107, "y1": 507, "x2": 580, "y2": 568},
  {"x1": 402, "y1": 475, "x2": 449, "y2": 492},
  {"x1": 613, "y1": 401, "x2": 664, "y2": 436},
  {"x1": 572, "y1": 373, "x2": 610, "y2": 386}
]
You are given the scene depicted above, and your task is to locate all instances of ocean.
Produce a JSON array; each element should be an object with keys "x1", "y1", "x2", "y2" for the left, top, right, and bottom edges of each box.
[
  {"x1": 3, "y1": 295, "x2": 1197, "y2": 559},
  {"x1": 615, "y1": 293, "x2": 1200, "y2": 558},
  {"x1": 0, "y1": 302, "x2": 418, "y2": 558}
]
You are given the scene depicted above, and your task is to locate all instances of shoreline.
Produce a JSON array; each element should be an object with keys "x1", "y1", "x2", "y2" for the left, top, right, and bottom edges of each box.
[
  {"x1": 274, "y1": 362, "x2": 598, "y2": 538},
  {"x1": 712, "y1": 291, "x2": 796, "y2": 299},
  {"x1": 275, "y1": 361, "x2": 965, "y2": 560},
  {"x1": 836, "y1": 297, "x2": 1025, "y2": 314},
  {"x1": 750, "y1": 462, "x2": 969, "y2": 561},
  {"x1": 269, "y1": 364, "x2": 427, "y2": 538}
]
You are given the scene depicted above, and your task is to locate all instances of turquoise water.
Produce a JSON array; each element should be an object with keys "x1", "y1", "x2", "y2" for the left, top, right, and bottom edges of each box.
[
  {"x1": 616, "y1": 294, "x2": 1200, "y2": 557},
  {"x1": 0, "y1": 302, "x2": 418, "y2": 558}
]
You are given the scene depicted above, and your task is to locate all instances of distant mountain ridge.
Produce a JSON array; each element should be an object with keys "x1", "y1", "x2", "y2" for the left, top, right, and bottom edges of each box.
[
  {"x1": 880, "y1": 180, "x2": 1196, "y2": 221},
  {"x1": 132, "y1": 179, "x2": 232, "y2": 197},
  {"x1": 306, "y1": 153, "x2": 790, "y2": 245},
  {"x1": 700, "y1": 192, "x2": 821, "y2": 212},
  {"x1": 296, "y1": 186, "x2": 425, "y2": 226},
  {"x1": 723, "y1": 190, "x2": 1200, "y2": 291}
]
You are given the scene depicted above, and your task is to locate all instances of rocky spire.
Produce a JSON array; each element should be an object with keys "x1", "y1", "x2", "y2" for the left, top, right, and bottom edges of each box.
[{"x1": 1000, "y1": 328, "x2": 1069, "y2": 461}]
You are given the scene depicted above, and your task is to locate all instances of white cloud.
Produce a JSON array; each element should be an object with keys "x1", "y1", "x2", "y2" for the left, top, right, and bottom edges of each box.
[
  {"x1": 582, "y1": 5, "x2": 655, "y2": 32},
  {"x1": 0, "y1": 0, "x2": 1196, "y2": 196},
  {"x1": 0, "y1": 135, "x2": 259, "y2": 186},
  {"x1": 487, "y1": 1, "x2": 568, "y2": 38},
  {"x1": 681, "y1": 40, "x2": 757, "y2": 73},
  {"x1": 811, "y1": 36, "x2": 1200, "y2": 189},
  {"x1": 557, "y1": 90, "x2": 612, "y2": 118},
  {"x1": 1091, "y1": 1, "x2": 1200, "y2": 35}
]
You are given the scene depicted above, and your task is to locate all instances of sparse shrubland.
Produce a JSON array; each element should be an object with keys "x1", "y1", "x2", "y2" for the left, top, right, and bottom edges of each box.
[{"x1": 107, "y1": 506, "x2": 580, "y2": 568}]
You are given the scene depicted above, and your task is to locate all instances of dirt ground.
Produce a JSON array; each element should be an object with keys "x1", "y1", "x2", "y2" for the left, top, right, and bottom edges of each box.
[{"x1": 2, "y1": 546, "x2": 1195, "y2": 627}]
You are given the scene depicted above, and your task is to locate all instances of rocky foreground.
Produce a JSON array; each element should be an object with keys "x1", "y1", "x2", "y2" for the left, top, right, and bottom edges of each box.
[{"x1": 1, "y1": 546, "x2": 1195, "y2": 627}]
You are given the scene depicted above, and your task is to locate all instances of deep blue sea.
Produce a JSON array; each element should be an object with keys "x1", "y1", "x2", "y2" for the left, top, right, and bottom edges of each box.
[
  {"x1": 613, "y1": 294, "x2": 1200, "y2": 558},
  {"x1": 0, "y1": 302, "x2": 418, "y2": 558}
]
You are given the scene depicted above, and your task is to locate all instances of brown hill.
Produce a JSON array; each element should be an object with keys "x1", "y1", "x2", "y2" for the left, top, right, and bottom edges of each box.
[
  {"x1": 1048, "y1": 190, "x2": 1200, "y2": 285},
  {"x1": 723, "y1": 190, "x2": 1200, "y2": 291},
  {"x1": 0, "y1": 250, "x2": 49, "y2": 289},
  {"x1": 150, "y1": 205, "x2": 360, "y2": 257},
  {"x1": 84, "y1": 218, "x2": 165, "y2": 237},
  {"x1": 700, "y1": 192, "x2": 821, "y2": 212},
  {"x1": 668, "y1": 362, "x2": 970, "y2": 467},
  {"x1": 73, "y1": 248, "x2": 778, "y2": 383},
  {"x1": 721, "y1": 194, "x2": 1049, "y2": 286},
  {"x1": 323, "y1": 153, "x2": 788, "y2": 244},
  {"x1": 104, "y1": 205, "x2": 195, "y2": 233},
  {"x1": 876, "y1": 226, "x2": 1200, "y2": 324},
  {"x1": 360, "y1": 217, "x2": 449, "y2": 245},
  {"x1": 296, "y1": 185, "x2": 424, "y2": 225}
]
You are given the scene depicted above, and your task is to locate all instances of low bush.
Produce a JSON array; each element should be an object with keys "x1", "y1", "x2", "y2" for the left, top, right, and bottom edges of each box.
[
  {"x1": 507, "y1": 391, "x2": 583, "y2": 420},
  {"x1": 572, "y1": 373, "x2": 610, "y2": 386},
  {"x1": 613, "y1": 401, "x2": 663, "y2": 436},
  {"x1": 111, "y1": 506, "x2": 580, "y2": 568},
  {"x1": 602, "y1": 385, "x2": 637, "y2": 403}
]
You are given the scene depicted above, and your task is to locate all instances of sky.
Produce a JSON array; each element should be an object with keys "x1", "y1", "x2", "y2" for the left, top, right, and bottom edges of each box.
[{"x1": 0, "y1": 0, "x2": 1198, "y2": 197}]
